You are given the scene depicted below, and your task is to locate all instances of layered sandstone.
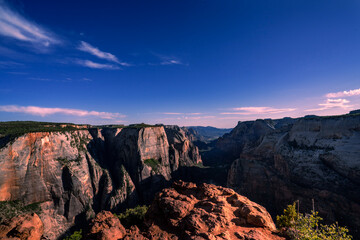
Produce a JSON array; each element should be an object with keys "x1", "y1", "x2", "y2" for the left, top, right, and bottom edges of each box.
[
  {"x1": 208, "y1": 113, "x2": 360, "y2": 237},
  {"x1": 0, "y1": 126, "x2": 201, "y2": 239}
]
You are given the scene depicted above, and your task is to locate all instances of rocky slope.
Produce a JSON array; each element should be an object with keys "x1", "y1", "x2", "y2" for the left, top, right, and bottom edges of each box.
[
  {"x1": 0, "y1": 181, "x2": 283, "y2": 240},
  {"x1": 0, "y1": 213, "x2": 44, "y2": 240},
  {"x1": 0, "y1": 125, "x2": 201, "y2": 239},
  {"x1": 208, "y1": 113, "x2": 360, "y2": 237},
  {"x1": 84, "y1": 181, "x2": 284, "y2": 240}
]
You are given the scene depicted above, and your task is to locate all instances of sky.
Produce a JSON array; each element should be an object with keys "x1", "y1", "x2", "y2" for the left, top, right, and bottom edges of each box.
[{"x1": 0, "y1": 0, "x2": 360, "y2": 128}]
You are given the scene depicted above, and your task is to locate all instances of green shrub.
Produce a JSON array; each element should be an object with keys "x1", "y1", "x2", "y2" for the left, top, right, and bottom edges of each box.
[
  {"x1": 144, "y1": 159, "x2": 160, "y2": 172},
  {"x1": 64, "y1": 229, "x2": 82, "y2": 240},
  {"x1": 276, "y1": 202, "x2": 298, "y2": 228},
  {"x1": 115, "y1": 205, "x2": 149, "y2": 228},
  {"x1": 277, "y1": 202, "x2": 352, "y2": 240},
  {"x1": 0, "y1": 201, "x2": 41, "y2": 223},
  {"x1": 0, "y1": 121, "x2": 87, "y2": 149}
]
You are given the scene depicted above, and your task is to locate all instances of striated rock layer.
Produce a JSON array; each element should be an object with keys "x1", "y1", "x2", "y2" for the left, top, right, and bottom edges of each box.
[
  {"x1": 209, "y1": 113, "x2": 360, "y2": 237},
  {"x1": 83, "y1": 181, "x2": 284, "y2": 240},
  {"x1": 0, "y1": 126, "x2": 201, "y2": 239}
]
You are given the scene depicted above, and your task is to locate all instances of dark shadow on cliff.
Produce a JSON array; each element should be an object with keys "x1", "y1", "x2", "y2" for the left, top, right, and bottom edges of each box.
[{"x1": 171, "y1": 165, "x2": 228, "y2": 187}]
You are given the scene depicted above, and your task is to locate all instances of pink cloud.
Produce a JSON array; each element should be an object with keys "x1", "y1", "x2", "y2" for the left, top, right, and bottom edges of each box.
[
  {"x1": 326, "y1": 88, "x2": 360, "y2": 98},
  {"x1": 221, "y1": 107, "x2": 296, "y2": 115},
  {"x1": 162, "y1": 112, "x2": 203, "y2": 115},
  {"x1": 162, "y1": 112, "x2": 183, "y2": 115},
  {"x1": 0, "y1": 105, "x2": 125, "y2": 119},
  {"x1": 305, "y1": 98, "x2": 352, "y2": 112}
]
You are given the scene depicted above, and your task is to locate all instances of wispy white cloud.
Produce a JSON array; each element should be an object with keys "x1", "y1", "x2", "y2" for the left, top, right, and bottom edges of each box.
[
  {"x1": 77, "y1": 41, "x2": 130, "y2": 66},
  {"x1": 0, "y1": 1, "x2": 60, "y2": 47},
  {"x1": 184, "y1": 115, "x2": 215, "y2": 120},
  {"x1": 149, "y1": 53, "x2": 186, "y2": 66},
  {"x1": 0, "y1": 60, "x2": 23, "y2": 68},
  {"x1": 305, "y1": 98, "x2": 353, "y2": 112},
  {"x1": 76, "y1": 59, "x2": 120, "y2": 70},
  {"x1": 160, "y1": 58, "x2": 183, "y2": 65},
  {"x1": 162, "y1": 112, "x2": 202, "y2": 115},
  {"x1": 0, "y1": 105, "x2": 126, "y2": 119},
  {"x1": 221, "y1": 107, "x2": 296, "y2": 115},
  {"x1": 326, "y1": 88, "x2": 360, "y2": 98}
]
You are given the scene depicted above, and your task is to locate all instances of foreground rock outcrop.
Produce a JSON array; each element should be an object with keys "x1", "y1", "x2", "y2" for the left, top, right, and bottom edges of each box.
[
  {"x1": 0, "y1": 213, "x2": 44, "y2": 240},
  {"x1": 86, "y1": 211, "x2": 126, "y2": 240},
  {"x1": 83, "y1": 181, "x2": 284, "y2": 240},
  {"x1": 0, "y1": 125, "x2": 201, "y2": 239},
  {"x1": 206, "y1": 112, "x2": 360, "y2": 237}
]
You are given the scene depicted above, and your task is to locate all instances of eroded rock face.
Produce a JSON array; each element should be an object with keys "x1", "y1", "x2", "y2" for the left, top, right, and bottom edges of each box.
[
  {"x1": 0, "y1": 126, "x2": 201, "y2": 239},
  {"x1": 86, "y1": 211, "x2": 126, "y2": 240},
  {"x1": 217, "y1": 114, "x2": 360, "y2": 237},
  {"x1": 0, "y1": 213, "x2": 43, "y2": 240},
  {"x1": 81, "y1": 181, "x2": 283, "y2": 240},
  {"x1": 142, "y1": 181, "x2": 283, "y2": 240}
]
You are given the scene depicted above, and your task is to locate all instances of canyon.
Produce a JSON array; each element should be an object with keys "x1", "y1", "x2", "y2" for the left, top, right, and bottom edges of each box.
[
  {"x1": 0, "y1": 111, "x2": 359, "y2": 239},
  {"x1": 204, "y1": 112, "x2": 360, "y2": 238},
  {"x1": 0, "y1": 125, "x2": 201, "y2": 239}
]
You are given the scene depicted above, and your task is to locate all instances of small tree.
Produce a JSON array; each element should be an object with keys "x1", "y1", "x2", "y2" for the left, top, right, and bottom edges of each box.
[
  {"x1": 115, "y1": 205, "x2": 149, "y2": 228},
  {"x1": 277, "y1": 201, "x2": 352, "y2": 240},
  {"x1": 64, "y1": 229, "x2": 82, "y2": 240}
]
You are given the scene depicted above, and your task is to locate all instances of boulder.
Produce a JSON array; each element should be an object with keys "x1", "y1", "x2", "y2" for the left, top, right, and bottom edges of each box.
[
  {"x1": 86, "y1": 211, "x2": 126, "y2": 240},
  {"x1": 0, "y1": 213, "x2": 43, "y2": 240}
]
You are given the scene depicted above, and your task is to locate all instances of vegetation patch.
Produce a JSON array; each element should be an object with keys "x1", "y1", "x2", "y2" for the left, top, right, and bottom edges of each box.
[
  {"x1": 0, "y1": 200, "x2": 41, "y2": 223},
  {"x1": 115, "y1": 205, "x2": 149, "y2": 228},
  {"x1": 93, "y1": 123, "x2": 158, "y2": 130},
  {"x1": 277, "y1": 202, "x2": 352, "y2": 239},
  {"x1": 144, "y1": 158, "x2": 161, "y2": 173},
  {"x1": 0, "y1": 121, "x2": 88, "y2": 149},
  {"x1": 64, "y1": 229, "x2": 82, "y2": 240},
  {"x1": 193, "y1": 162, "x2": 208, "y2": 168},
  {"x1": 56, "y1": 155, "x2": 82, "y2": 166}
]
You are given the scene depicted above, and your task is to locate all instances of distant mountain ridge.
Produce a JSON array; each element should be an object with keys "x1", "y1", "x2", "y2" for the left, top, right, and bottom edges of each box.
[{"x1": 182, "y1": 126, "x2": 232, "y2": 142}]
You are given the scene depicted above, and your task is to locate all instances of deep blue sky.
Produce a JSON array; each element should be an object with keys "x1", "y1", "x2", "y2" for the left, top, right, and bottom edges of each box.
[{"x1": 0, "y1": 0, "x2": 359, "y2": 127}]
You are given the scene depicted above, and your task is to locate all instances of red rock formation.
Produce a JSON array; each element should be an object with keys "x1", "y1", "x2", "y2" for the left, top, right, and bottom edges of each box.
[
  {"x1": 83, "y1": 181, "x2": 284, "y2": 240},
  {"x1": 0, "y1": 213, "x2": 44, "y2": 240},
  {"x1": 86, "y1": 211, "x2": 126, "y2": 240},
  {"x1": 0, "y1": 126, "x2": 201, "y2": 238},
  {"x1": 143, "y1": 181, "x2": 283, "y2": 240}
]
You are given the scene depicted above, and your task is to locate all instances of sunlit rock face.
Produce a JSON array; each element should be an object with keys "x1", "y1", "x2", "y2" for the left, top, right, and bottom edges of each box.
[
  {"x1": 143, "y1": 181, "x2": 284, "y2": 240},
  {"x1": 0, "y1": 126, "x2": 201, "y2": 239},
  {"x1": 82, "y1": 181, "x2": 284, "y2": 240},
  {"x1": 218, "y1": 114, "x2": 360, "y2": 238},
  {"x1": 0, "y1": 213, "x2": 44, "y2": 240}
]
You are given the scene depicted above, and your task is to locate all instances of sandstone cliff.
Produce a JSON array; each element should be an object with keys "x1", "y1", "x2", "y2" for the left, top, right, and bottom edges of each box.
[
  {"x1": 0, "y1": 125, "x2": 201, "y2": 239},
  {"x1": 83, "y1": 181, "x2": 284, "y2": 240},
  {"x1": 209, "y1": 113, "x2": 360, "y2": 237}
]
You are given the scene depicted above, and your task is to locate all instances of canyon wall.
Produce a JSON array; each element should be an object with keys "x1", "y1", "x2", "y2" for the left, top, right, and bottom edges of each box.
[
  {"x1": 210, "y1": 114, "x2": 360, "y2": 237},
  {"x1": 0, "y1": 125, "x2": 201, "y2": 239}
]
